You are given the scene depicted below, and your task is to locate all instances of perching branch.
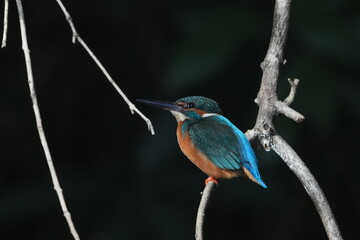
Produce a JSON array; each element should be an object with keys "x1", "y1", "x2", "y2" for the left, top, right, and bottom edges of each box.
[
  {"x1": 195, "y1": 181, "x2": 216, "y2": 240},
  {"x1": 1, "y1": 0, "x2": 9, "y2": 48},
  {"x1": 248, "y1": 0, "x2": 343, "y2": 239},
  {"x1": 55, "y1": 0, "x2": 155, "y2": 135},
  {"x1": 196, "y1": 0, "x2": 343, "y2": 239},
  {"x1": 15, "y1": 0, "x2": 80, "y2": 239}
]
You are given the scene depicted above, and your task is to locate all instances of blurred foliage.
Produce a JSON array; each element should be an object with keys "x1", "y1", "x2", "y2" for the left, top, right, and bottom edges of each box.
[{"x1": 0, "y1": 0, "x2": 359, "y2": 239}]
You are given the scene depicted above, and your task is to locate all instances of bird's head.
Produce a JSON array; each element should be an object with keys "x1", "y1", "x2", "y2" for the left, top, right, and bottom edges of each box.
[{"x1": 137, "y1": 96, "x2": 222, "y2": 122}]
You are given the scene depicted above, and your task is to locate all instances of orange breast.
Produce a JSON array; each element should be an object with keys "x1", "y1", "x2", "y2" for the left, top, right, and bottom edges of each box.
[{"x1": 176, "y1": 121, "x2": 238, "y2": 179}]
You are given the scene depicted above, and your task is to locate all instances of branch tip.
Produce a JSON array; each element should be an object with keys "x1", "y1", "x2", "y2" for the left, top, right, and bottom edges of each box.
[
  {"x1": 146, "y1": 120, "x2": 155, "y2": 135},
  {"x1": 288, "y1": 77, "x2": 299, "y2": 86},
  {"x1": 128, "y1": 104, "x2": 136, "y2": 115},
  {"x1": 275, "y1": 101, "x2": 305, "y2": 123},
  {"x1": 55, "y1": 0, "x2": 154, "y2": 135}
]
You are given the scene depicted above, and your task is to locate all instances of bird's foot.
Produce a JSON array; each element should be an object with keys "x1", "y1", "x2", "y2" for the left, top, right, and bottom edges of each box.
[{"x1": 205, "y1": 177, "x2": 218, "y2": 185}]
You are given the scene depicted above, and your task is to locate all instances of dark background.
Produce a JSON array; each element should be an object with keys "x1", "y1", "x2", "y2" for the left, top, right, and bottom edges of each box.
[{"x1": 0, "y1": 0, "x2": 359, "y2": 239}]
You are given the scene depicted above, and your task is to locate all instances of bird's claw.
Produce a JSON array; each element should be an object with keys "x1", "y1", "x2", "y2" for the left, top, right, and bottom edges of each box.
[{"x1": 205, "y1": 177, "x2": 218, "y2": 185}]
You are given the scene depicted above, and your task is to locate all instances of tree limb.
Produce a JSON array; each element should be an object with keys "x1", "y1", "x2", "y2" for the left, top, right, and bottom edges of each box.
[
  {"x1": 55, "y1": 0, "x2": 155, "y2": 135},
  {"x1": 271, "y1": 135, "x2": 343, "y2": 240},
  {"x1": 250, "y1": 0, "x2": 343, "y2": 239},
  {"x1": 196, "y1": 0, "x2": 343, "y2": 239},
  {"x1": 15, "y1": 0, "x2": 80, "y2": 239},
  {"x1": 195, "y1": 181, "x2": 216, "y2": 240}
]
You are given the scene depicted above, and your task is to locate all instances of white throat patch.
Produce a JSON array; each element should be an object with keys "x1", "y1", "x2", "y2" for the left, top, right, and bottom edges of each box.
[
  {"x1": 170, "y1": 111, "x2": 189, "y2": 122},
  {"x1": 170, "y1": 111, "x2": 219, "y2": 122}
]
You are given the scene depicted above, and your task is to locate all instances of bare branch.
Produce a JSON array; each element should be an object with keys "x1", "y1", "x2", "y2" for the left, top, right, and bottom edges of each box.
[
  {"x1": 1, "y1": 0, "x2": 9, "y2": 48},
  {"x1": 55, "y1": 0, "x2": 77, "y2": 43},
  {"x1": 283, "y1": 78, "x2": 300, "y2": 105},
  {"x1": 15, "y1": 1, "x2": 80, "y2": 239},
  {"x1": 55, "y1": 0, "x2": 155, "y2": 135},
  {"x1": 254, "y1": 0, "x2": 292, "y2": 133},
  {"x1": 275, "y1": 78, "x2": 304, "y2": 122},
  {"x1": 272, "y1": 135, "x2": 343, "y2": 240},
  {"x1": 274, "y1": 100, "x2": 305, "y2": 122},
  {"x1": 248, "y1": 0, "x2": 343, "y2": 239},
  {"x1": 195, "y1": 181, "x2": 216, "y2": 240}
]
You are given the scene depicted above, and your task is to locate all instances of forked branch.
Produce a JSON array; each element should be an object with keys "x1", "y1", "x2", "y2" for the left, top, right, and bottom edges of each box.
[
  {"x1": 250, "y1": 0, "x2": 343, "y2": 239},
  {"x1": 55, "y1": 0, "x2": 154, "y2": 135},
  {"x1": 196, "y1": 0, "x2": 343, "y2": 239},
  {"x1": 283, "y1": 78, "x2": 299, "y2": 105}
]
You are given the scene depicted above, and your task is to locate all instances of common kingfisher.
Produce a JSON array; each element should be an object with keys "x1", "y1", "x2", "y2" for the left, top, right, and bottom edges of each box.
[{"x1": 137, "y1": 96, "x2": 267, "y2": 188}]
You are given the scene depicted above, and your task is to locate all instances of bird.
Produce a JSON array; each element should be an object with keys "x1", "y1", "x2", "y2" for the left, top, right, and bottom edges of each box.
[{"x1": 137, "y1": 96, "x2": 267, "y2": 188}]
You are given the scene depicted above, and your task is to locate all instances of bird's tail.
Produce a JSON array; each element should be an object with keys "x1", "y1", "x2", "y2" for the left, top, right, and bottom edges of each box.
[{"x1": 243, "y1": 167, "x2": 267, "y2": 188}]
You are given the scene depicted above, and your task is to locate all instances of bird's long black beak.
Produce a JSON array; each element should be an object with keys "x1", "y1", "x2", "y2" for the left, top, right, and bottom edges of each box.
[{"x1": 136, "y1": 99, "x2": 182, "y2": 112}]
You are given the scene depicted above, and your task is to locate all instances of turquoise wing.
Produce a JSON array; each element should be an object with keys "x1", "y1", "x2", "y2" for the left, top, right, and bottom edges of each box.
[{"x1": 188, "y1": 115, "x2": 267, "y2": 188}]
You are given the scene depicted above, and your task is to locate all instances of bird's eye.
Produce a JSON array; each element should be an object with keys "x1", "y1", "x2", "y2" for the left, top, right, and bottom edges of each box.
[{"x1": 187, "y1": 102, "x2": 195, "y2": 108}]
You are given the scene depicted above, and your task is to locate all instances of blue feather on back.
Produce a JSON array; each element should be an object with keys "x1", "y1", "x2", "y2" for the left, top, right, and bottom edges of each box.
[{"x1": 188, "y1": 115, "x2": 267, "y2": 188}]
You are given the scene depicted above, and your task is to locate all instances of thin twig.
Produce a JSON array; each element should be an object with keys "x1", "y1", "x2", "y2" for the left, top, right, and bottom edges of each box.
[
  {"x1": 1, "y1": 0, "x2": 9, "y2": 48},
  {"x1": 15, "y1": 1, "x2": 80, "y2": 239},
  {"x1": 55, "y1": 0, "x2": 155, "y2": 135},
  {"x1": 283, "y1": 78, "x2": 299, "y2": 105},
  {"x1": 54, "y1": 0, "x2": 77, "y2": 43},
  {"x1": 195, "y1": 181, "x2": 216, "y2": 240},
  {"x1": 249, "y1": 0, "x2": 343, "y2": 239}
]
